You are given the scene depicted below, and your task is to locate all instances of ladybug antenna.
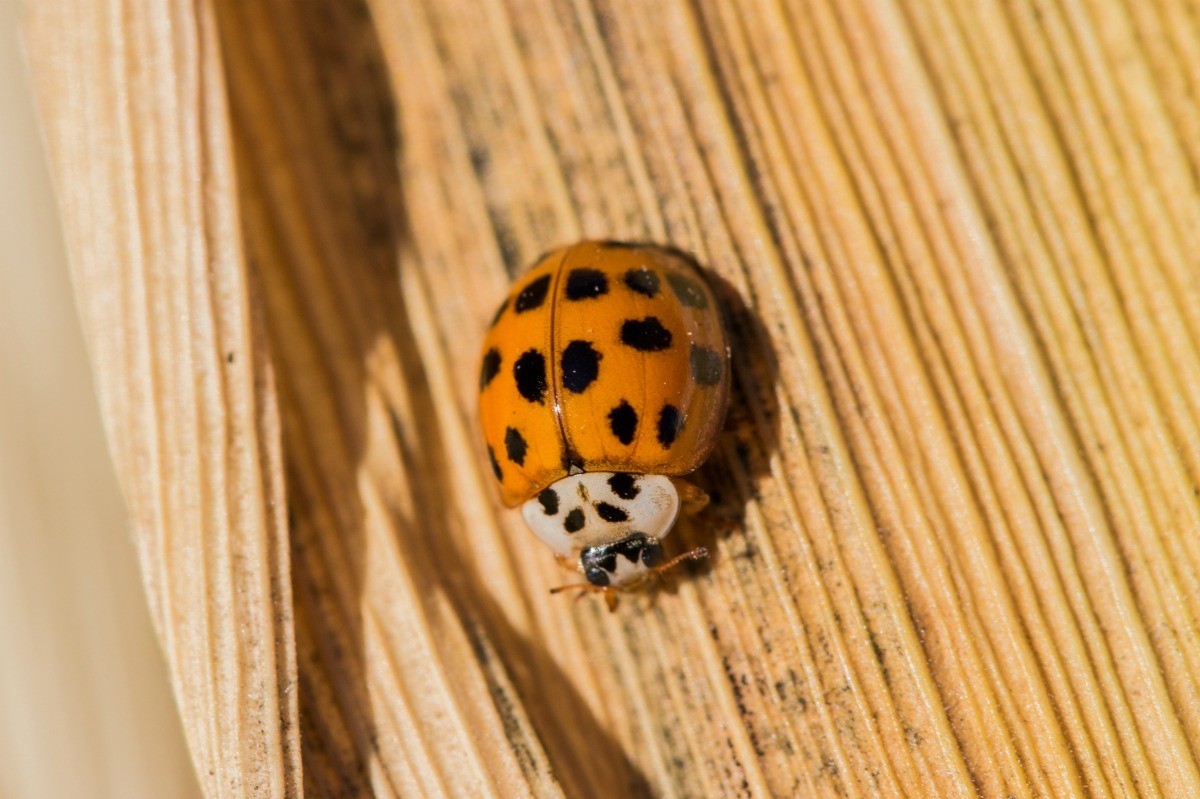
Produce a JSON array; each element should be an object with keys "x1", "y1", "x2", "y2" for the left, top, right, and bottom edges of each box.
[
  {"x1": 549, "y1": 582, "x2": 619, "y2": 611},
  {"x1": 548, "y1": 582, "x2": 604, "y2": 595},
  {"x1": 650, "y1": 546, "x2": 709, "y2": 578}
]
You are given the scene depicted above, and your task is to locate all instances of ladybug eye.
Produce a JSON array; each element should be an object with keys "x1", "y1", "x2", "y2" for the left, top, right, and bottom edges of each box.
[
  {"x1": 585, "y1": 567, "x2": 610, "y2": 587},
  {"x1": 641, "y1": 540, "x2": 664, "y2": 568}
]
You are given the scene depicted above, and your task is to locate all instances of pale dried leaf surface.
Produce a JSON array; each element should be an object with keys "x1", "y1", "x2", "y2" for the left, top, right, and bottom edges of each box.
[
  {"x1": 23, "y1": 0, "x2": 1200, "y2": 797},
  {"x1": 0, "y1": 3, "x2": 198, "y2": 794}
]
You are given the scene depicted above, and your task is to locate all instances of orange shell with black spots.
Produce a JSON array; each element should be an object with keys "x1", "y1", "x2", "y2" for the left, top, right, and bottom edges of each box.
[{"x1": 478, "y1": 241, "x2": 730, "y2": 507}]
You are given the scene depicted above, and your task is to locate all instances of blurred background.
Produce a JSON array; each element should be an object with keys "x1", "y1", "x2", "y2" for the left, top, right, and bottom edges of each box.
[{"x1": 0, "y1": 2, "x2": 198, "y2": 796}]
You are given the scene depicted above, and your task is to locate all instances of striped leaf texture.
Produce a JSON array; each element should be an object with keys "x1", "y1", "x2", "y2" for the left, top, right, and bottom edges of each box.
[{"x1": 26, "y1": 0, "x2": 1200, "y2": 796}]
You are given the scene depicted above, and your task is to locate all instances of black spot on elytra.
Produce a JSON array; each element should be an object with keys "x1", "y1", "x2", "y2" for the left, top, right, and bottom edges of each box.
[
  {"x1": 657, "y1": 404, "x2": 683, "y2": 447},
  {"x1": 504, "y1": 427, "x2": 527, "y2": 466},
  {"x1": 487, "y1": 446, "x2": 503, "y2": 481},
  {"x1": 608, "y1": 473, "x2": 640, "y2": 500},
  {"x1": 599, "y1": 240, "x2": 641, "y2": 250},
  {"x1": 623, "y1": 268, "x2": 660, "y2": 297},
  {"x1": 607, "y1": 400, "x2": 638, "y2": 445},
  {"x1": 690, "y1": 344, "x2": 724, "y2": 386},
  {"x1": 490, "y1": 297, "x2": 509, "y2": 326},
  {"x1": 565, "y1": 268, "x2": 608, "y2": 300},
  {"x1": 537, "y1": 488, "x2": 559, "y2": 515},
  {"x1": 595, "y1": 502, "x2": 629, "y2": 523},
  {"x1": 514, "y1": 274, "x2": 551, "y2": 312},
  {"x1": 480, "y1": 348, "x2": 501, "y2": 390},
  {"x1": 667, "y1": 272, "x2": 708, "y2": 308},
  {"x1": 564, "y1": 508, "x2": 586, "y2": 534},
  {"x1": 620, "y1": 317, "x2": 673, "y2": 351},
  {"x1": 513, "y1": 349, "x2": 547, "y2": 403},
  {"x1": 561, "y1": 340, "x2": 602, "y2": 393}
]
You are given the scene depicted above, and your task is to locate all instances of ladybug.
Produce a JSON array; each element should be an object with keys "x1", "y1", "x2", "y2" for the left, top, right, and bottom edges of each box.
[{"x1": 478, "y1": 240, "x2": 730, "y2": 602}]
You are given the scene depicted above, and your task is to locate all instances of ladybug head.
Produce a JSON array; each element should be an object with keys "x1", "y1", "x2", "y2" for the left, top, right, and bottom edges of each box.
[
  {"x1": 547, "y1": 531, "x2": 707, "y2": 606},
  {"x1": 523, "y1": 472, "x2": 708, "y2": 596},
  {"x1": 578, "y1": 533, "x2": 665, "y2": 589}
]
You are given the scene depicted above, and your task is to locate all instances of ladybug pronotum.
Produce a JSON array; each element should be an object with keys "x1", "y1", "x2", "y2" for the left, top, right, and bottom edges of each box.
[{"x1": 478, "y1": 241, "x2": 730, "y2": 602}]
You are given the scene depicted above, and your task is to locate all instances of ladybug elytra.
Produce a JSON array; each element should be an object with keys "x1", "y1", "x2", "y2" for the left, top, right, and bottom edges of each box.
[{"x1": 478, "y1": 241, "x2": 730, "y2": 600}]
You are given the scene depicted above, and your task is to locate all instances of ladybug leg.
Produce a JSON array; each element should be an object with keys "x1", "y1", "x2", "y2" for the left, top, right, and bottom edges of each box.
[
  {"x1": 554, "y1": 554, "x2": 578, "y2": 573},
  {"x1": 670, "y1": 477, "x2": 710, "y2": 515}
]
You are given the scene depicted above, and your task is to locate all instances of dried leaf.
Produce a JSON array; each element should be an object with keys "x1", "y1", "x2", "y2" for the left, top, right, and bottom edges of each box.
[{"x1": 25, "y1": 0, "x2": 1200, "y2": 796}]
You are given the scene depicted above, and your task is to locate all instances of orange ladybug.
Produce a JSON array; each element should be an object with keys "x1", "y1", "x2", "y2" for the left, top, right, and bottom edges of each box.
[{"x1": 478, "y1": 241, "x2": 730, "y2": 599}]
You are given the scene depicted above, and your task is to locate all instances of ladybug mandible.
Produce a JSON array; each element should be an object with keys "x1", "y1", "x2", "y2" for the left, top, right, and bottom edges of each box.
[{"x1": 478, "y1": 241, "x2": 730, "y2": 602}]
